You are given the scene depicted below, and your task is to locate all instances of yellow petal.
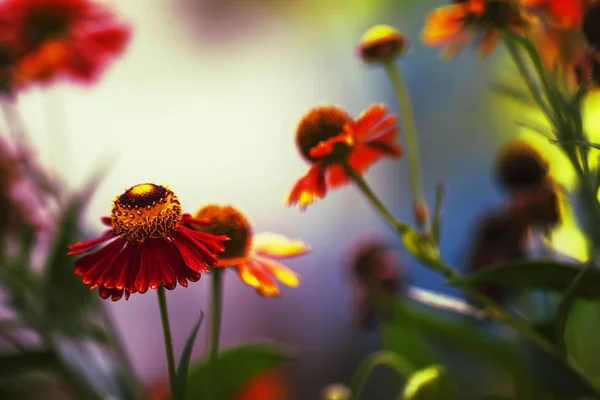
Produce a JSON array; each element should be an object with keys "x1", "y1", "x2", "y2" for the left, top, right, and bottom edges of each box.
[
  {"x1": 252, "y1": 232, "x2": 310, "y2": 258},
  {"x1": 236, "y1": 264, "x2": 262, "y2": 288},
  {"x1": 254, "y1": 255, "x2": 300, "y2": 288}
]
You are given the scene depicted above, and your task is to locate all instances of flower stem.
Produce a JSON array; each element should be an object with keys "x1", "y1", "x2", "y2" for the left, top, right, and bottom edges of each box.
[
  {"x1": 383, "y1": 61, "x2": 426, "y2": 224},
  {"x1": 342, "y1": 162, "x2": 410, "y2": 235},
  {"x1": 348, "y1": 351, "x2": 413, "y2": 400},
  {"x1": 157, "y1": 285, "x2": 177, "y2": 399},
  {"x1": 208, "y1": 268, "x2": 224, "y2": 400}
]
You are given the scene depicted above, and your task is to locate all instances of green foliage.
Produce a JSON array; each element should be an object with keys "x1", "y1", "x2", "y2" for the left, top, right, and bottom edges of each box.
[{"x1": 175, "y1": 312, "x2": 204, "y2": 400}]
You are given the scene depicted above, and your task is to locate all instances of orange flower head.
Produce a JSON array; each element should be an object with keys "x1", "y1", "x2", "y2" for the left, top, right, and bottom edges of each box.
[
  {"x1": 193, "y1": 204, "x2": 252, "y2": 260},
  {"x1": 357, "y1": 24, "x2": 409, "y2": 64},
  {"x1": 422, "y1": 0, "x2": 525, "y2": 58},
  {"x1": 495, "y1": 140, "x2": 549, "y2": 193},
  {"x1": 188, "y1": 204, "x2": 308, "y2": 296},
  {"x1": 68, "y1": 183, "x2": 228, "y2": 301},
  {"x1": 287, "y1": 104, "x2": 401, "y2": 210},
  {"x1": 2, "y1": 0, "x2": 131, "y2": 86}
]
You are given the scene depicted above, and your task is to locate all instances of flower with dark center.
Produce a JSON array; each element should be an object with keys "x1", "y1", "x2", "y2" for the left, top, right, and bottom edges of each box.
[
  {"x1": 286, "y1": 104, "x2": 401, "y2": 210},
  {"x1": 357, "y1": 25, "x2": 408, "y2": 64},
  {"x1": 422, "y1": 0, "x2": 525, "y2": 59},
  {"x1": 1, "y1": 0, "x2": 131, "y2": 86},
  {"x1": 187, "y1": 204, "x2": 307, "y2": 296},
  {"x1": 68, "y1": 183, "x2": 228, "y2": 301}
]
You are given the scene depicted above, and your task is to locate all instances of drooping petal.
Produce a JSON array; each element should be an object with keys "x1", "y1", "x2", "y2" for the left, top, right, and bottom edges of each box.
[
  {"x1": 68, "y1": 229, "x2": 116, "y2": 255},
  {"x1": 74, "y1": 237, "x2": 123, "y2": 278},
  {"x1": 100, "y1": 241, "x2": 140, "y2": 292},
  {"x1": 421, "y1": 4, "x2": 469, "y2": 47},
  {"x1": 170, "y1": 228, "x2": 218, "y2": 272},
  {"x1": 350, "y1": 104, "x2": 388, "y2": 140},
  {"x1": 236, "y1": 261, "x2": 280, "y2": 297},
  {"x1": 285, "y1": 163, "x2": 327, "y2": 210},
  {"x1": 99, "y1": 285, "x2": 124, "y2": 301},
  {"x1": 251, "y1": 232, "x2": 309, "y2": 258},
  {"x1": 155, "y1": 238, "x2": 201, "y2": 287},
  {"x1": 253, "y1": 255, "x2": 300, "y2": 289},
  {"x1": 478, "y1": 29, "x2": 500, "y2": 58},
  {"x1": 136, "y1": 239, "x2": 166, "y2": 292}
]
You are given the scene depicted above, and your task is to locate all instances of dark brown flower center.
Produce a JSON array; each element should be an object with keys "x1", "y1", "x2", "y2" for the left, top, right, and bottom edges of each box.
[
  {"x1": 495, "y1": 141, "x2": 549, "y2": 192},
  {"x1": 584, "y1": 2, "x2": 600, "y2": 48},
  {"x1": 24, "y1": 9, "x2": 71, "y2": 47},
  {"x1": 193, "y1": 204, "x2": 252, "y2": 260},
  {"x1": 295, "y1": 106, "x2": 353, "y2": 163}
]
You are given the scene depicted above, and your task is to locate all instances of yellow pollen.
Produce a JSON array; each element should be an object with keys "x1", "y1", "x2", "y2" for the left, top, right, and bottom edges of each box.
[{"x1": 110, "y1": 183, "x2": 182, "y2": 242}]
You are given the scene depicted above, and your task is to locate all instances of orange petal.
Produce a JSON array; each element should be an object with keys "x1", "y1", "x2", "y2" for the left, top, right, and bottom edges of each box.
[
  {"x1": 18, "y1": 40, "x2": 71, "y2": 82},
  {"x1": 309, "y1": 131, "x2": 354, "y2": 159},
  {"x1": 251, "y1": 232, "x2": 310, "y2": 258},
  {"x1": 285, "y1": 163, "x2": 327, "y2": 210},
  {"x1": 351, "y1": 104, "x2": 388, "y2": 138},
  {"x1": 236, "y1": 261, "x2": 281, "y2": 296},
  {"x1": 253, "y1": 255, "x2": 300, "y2": 288},
  {"x1": 421, "y1": 4, "x2": 469, "y2": 47},
  {"x1": 479, "y1": 29, "x2": 500, "y2": 58}
]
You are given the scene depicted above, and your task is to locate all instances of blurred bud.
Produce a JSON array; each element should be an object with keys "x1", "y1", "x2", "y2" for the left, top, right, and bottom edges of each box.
[
  {"x1": 357, "y1": 24, "x2": 408, "y2": 64},
  {"x1": 465, "y1": 209, "x2": 530, "y2": 306},
  {"x1": 495, "y1": 140, "x2": 549, "y2": 193},
  {"x1": 350, "y1": 240, "x2": 410, "y2": 329},
  {"x1": 320, "y1": 383, "x2": 351, "y2": 400},
  {"x1": 413, "y1": 203, "x2": 429, "y2": 227},
  {"x1": 583, "y1": 2, "x2": 600, "y2": 48}
]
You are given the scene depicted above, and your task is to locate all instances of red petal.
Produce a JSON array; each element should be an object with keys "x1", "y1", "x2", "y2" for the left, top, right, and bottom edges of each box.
[
  {"x1": 74, "y1": 238, "x2": 123, "y2": 279},
  {"x1": 68, "y1": 230, "x2": 116, "y2": 255},
  {"x1": 285, "y1": 163, "x2": 328, "y2": 210},
  {"x1": 154, "y1": 239, "x2": 200, "y2": 287},
  {"x1": 170, "y1": 228, "x2": 219, "y2": 271},
  {"x1": 350, "y1": 105, "x2": 388, "y2": 140},
  {"x1": 136, "y1": 240, "x2": 165, "y2": 292}
]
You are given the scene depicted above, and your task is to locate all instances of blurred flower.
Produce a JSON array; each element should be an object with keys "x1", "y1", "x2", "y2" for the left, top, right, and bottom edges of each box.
[
  {"x1": 583, "y1": 1, "x2": 600, "y2": 47},
  {"x1": 1, "y1": 0, "x2": 131, "y2": 86},
  {"x1": 320, "y1": 383, "x2": 351, "y2": 400},
  {"x1": 187, "y1": 204, "x2": 307, "y2": 296},
  {"x1": 286, "y1": 104, "x2": 401, "y2": 210},
  {"x1": 349, "y1": 240, "x2": 409, "y2": 329},
  {"x1": 68, "y1": 183, "x2": 227, "y2": 301},
  {"x1": 229, "y1": 368, "x2": 290, "y2": 400},
  {"x1": 421, "y1": 0, "x2": 525, "y2": 59},
  {"x1": 357, "y1": 24, "x2": 408, "y2": 64},
  {"x1": 508, "y1": 178, "x2": 561, "y2": 229},
  {"x1": 520, "y1": 0, "x2": 594, "y2": 29},
  {"x1": 495, "y1": 139, "x2": 549, "y2": 194}
]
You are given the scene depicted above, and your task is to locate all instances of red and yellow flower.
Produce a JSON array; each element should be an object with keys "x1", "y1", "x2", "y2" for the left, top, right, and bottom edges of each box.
[
  {"x1": 187, "y1": 204, "x2": 306, "y2": 297},
  {"x1": 286, "y1": 104, "x2": 401, "y2": 210},
  {"x1": 0, "y1": 0, "x2": 130, "y2": 86},
  {"x1": 68, "y1": 183, "x2": 228, "y2": 301},
  {"x1": 421, "y1": 0, "x2": 525, "y2": 59}
]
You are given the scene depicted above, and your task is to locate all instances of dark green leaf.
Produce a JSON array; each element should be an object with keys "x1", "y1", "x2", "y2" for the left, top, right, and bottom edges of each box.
[
  {"x1": 185, "y1": 343, "x2": 293, "y2": 400},
  {"x1": 555, "y1": 264, "x2": 591, "y2": 356},
  {"x1": 431, "y1": 184, "x2": 444, "y2": 245},
  {"x1": 175, "y1": 312, "x2": 204, "y2": 400},
  {"x1": 383, "y1": 302, "x2": 457, "y2": 399},
  {"x1": 0, "y1": 351, "x2": 59, "y2": 377},
  {"x1": 447, "y1": 259, "x2": 600, "y2": 299},
  {"x1": 565, "y1": 300, "x2": 600, "y2": 385}
]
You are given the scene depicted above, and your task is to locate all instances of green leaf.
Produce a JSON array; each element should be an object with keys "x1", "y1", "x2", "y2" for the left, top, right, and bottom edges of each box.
[
  {"x1": 382, "y1": 302, "x2": 457, "y2": 399},
  {"x1": 185, "y1": 343, "x2": 293, "y2": 400},
  {"x1": 396, "y1": 300, "x2": 549, "y2": 399},
  {"x1": 447, "y1": 259, "x2": 600, "y2": 299},
  {"x1": 565, "y1": 300, "x2": 600, "y2": 384},
  {"x1": 555, "y1": 264, "x2": 591, "y2": 356},
  {"x1": 400, "y1": 229, "x2": 440, "y2": 265},
  {"x1": 175, "y1": 312, "x2": 204, "y2": 400},
  {"x1": 402, "y1": 365, "x2": 445, "y2": 400},
  {"x1": 490, "y1": 82, "x2": 536, "y2": 108}
]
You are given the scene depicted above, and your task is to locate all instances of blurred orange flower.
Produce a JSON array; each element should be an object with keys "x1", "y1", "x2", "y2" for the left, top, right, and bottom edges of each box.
[
  {"x1": 286, "y1": 104, "x2": 401, "y2": 210},
  {"x1": 422, "y1": 0, "x2": 525, "y2": 59},
  {"x1": 520, "y1": 0, "x2": 594, "y2": 28},
  {"x1": 68, "y1": 183, "x2": 227, "y2": 301},
  {"x1": 1, "y1": 0, "x2": 130, "y2": 86},
  {"x1": 187, "y1": 204, "x2": 307, "y2": 297}
]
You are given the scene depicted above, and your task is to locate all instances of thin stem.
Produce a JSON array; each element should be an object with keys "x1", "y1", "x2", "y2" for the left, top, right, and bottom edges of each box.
[
  {"x1": 342, "y1": 162, "x2": 410, "y2": 235},
  {"x1": 383, "y1": 62, "x2": 426, "y2": 221},
  {"x1": 208, "y1": 268, "x2": 224, "y2": 400},
  {"x1": 157, "y1": 285, "x2": 177, "y2": 399},
  {"x1": 348, "y1": 351, "x2": 413, "y2": 400}
]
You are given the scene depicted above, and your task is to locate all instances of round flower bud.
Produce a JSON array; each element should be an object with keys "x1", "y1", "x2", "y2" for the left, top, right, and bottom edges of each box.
[{"x1": 357, "y1": 24, "x2": 408, "y2": 64}]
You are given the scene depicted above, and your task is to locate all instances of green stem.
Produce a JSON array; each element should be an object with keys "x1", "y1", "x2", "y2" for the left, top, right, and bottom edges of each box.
[
  {"x1": 157, "y1": 285, "x2": 177, "y2": 399},
  {"x1": 383, "y1": 62, "x2": 426, "y2": 221},
  {"x1": 208, "y1": 268, "x2": 224, "y2": 400},
  {"x1": 342, "y1": 162, "x2": 410, "y2": 235},
  {"x1": 348, "y1": 351, "x2": 413, "y2": 400}
]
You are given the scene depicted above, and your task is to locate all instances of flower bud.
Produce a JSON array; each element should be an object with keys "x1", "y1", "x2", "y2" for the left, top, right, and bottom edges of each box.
[
  {"x1": 414, "y1": 203, "x2": 429, "y2": 227},
  {"x1": 320, "y1": 384, "x2": 351, "y2": 400},
  {"x1": 357, "y1": 25, "x2": 408, "y2": 64}
]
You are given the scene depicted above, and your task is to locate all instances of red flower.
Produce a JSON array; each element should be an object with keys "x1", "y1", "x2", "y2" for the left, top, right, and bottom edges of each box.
[
  {"x1": 68, "y1": 183, "x2": 228, "y2": 301},
  {"x1": 286, "y1": 104, "x2": 401, "y2": 210},
  {"x1": 520, "y1": 0, "x2": 595, "y2": 29},
  {"x1": 1, "y1": 0, "x2": 130, "y2": 86}
]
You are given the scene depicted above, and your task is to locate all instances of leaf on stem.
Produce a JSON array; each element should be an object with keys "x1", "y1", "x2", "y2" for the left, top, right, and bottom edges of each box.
[
  {"x1": 555, "y1": 264, "x2": 590, "y2": 356},
  {"x1": 490, "y1": 82, "x2": 536, "y2": 108},
  {"x1": 400, "y1": 228, "x2": 440, "y2": 265},
  {"x1": 448, "y1": 259, "x2": 600, "y2": 299},
  {"x1": 174, "y1": 312, "x2": 204, "y2": 400},
  {"x1": 185, "y1": 343, "x2": 293, "y2": 400}
]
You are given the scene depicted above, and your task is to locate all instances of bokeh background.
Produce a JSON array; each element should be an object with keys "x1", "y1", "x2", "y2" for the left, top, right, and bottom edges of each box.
[{"x1": 9, "y1": 0, "x2": 561, "y2": 397}]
